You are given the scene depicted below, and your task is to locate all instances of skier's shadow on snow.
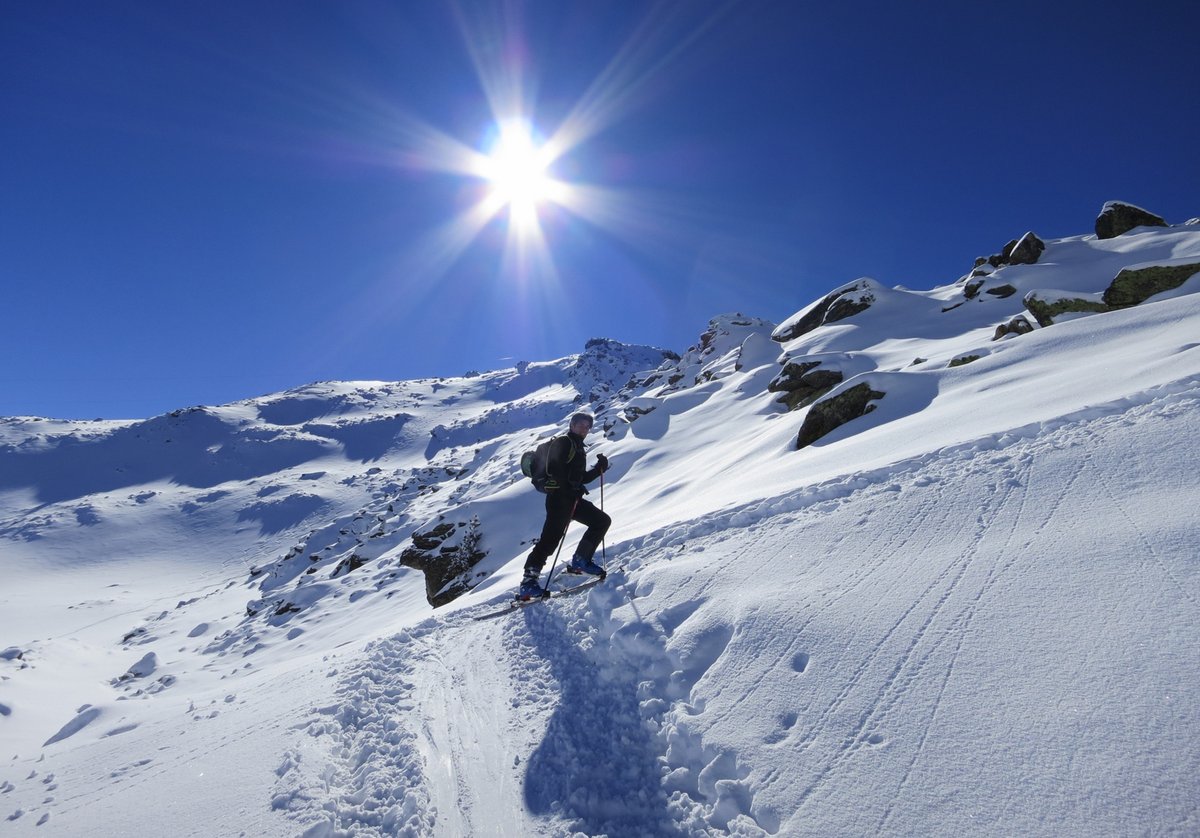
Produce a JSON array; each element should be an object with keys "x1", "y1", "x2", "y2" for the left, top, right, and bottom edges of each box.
[{"x1": 520, "y1": 599, "x2": 684, "y2": 838}]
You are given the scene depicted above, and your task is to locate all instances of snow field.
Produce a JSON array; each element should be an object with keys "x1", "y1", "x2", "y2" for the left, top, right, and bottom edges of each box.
[
  {"x1": 265, "y1": 379, "x2": 1199, "y2": 837},
  {"x1": 3, "y1": 222, "x2": 1199, "y2": 835}
]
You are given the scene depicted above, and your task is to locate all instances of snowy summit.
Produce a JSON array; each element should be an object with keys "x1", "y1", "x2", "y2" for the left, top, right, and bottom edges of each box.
[{"x1": 2, "y1": 205, "x2": 1199, "y2": 836}]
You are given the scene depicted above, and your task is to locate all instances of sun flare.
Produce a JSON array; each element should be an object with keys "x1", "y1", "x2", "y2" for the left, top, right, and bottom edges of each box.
[
  {"x1": 477, "y1": 120, "x2": 569, "y2": 233},
  {"x1": 381, "y1": 5, "x2": 730, "y2": 285}
]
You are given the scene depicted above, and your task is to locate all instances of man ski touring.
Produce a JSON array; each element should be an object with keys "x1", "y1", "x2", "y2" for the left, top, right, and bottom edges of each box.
[{"x1": 519, "y1": 412, "x2": 611, "y2": 600}]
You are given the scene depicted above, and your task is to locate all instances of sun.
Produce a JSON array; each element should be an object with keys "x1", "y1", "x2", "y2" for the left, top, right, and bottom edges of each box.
[
  {"x1": 376, "y1": 5, "x2": 733, "y2": 286},
  {"x1": 477, "y1": 120, "x2": 566, "y2": 231}
]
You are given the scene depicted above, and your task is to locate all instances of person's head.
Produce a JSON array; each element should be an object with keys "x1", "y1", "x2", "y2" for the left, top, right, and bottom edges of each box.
[{"x1": 569, "y1": 412, "x2": 594, "y2": 437}]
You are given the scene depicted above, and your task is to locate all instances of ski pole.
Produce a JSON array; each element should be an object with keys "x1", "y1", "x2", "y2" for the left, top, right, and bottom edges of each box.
[
  {"x1": 600, "y1": 470, "x2": 606, "y2": 565},
  {"x1": 543, "y1": 497, "x2": 579, "y2": 591}
]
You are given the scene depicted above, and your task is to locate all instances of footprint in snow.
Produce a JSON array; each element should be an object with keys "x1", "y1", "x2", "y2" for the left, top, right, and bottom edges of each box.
[{"x1": 764, "y1": 711, "x2": 800, "y2": 745}]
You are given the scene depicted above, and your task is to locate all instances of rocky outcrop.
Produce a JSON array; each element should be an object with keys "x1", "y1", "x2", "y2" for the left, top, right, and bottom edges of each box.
[
  {"x1": 400, "y1": 516, "x2": 487, "y2": 607},
  {"x1": 1008, "y1": 232, "x2": 1046, "y2": 265},
  {"x1": 772, "y1": 279, "x2": 877, "y2": 343},
  {"x1": 641, "y1": 315, "x2": 772, "y2": 394},
  {"x1": 993, "y1": 315, "x2": 1035, "y2": 341},
  {"x1": 1102, "y1": 262, "x2": 1200, "y2": 308},
  {"x1": 973, "y1": 231, "x2": 1044, "y2": 274},
  {"x1": 796, "y1": 382, "x2": 884, "y2": 449},
  {"x1": 1023, "y1": 290, "x2": 1108, "y2": 327},
  {"x1": 964, "y1": 279, "x2": 1017, "y2": 301},
  {"x1": 768, "y1": 361, "x2": 844, "y2": 411},
  {"x1": 1095, "y1": 201, "x2": 1167, "y2": 239}
]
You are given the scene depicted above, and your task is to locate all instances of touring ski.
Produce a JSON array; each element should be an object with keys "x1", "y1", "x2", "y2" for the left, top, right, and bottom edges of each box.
[{"x1": 471, "y1": 571, "x2": 617, "y2": 622}]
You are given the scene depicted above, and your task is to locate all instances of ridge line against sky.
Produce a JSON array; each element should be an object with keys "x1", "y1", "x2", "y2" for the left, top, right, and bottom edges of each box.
[{"x1": 2, "y1": 0, "x2": 1197, "y2": 419}]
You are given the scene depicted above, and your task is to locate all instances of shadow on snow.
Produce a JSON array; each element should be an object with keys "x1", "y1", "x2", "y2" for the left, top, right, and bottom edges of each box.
[{"x1": 518, "y1": 599, "x2": 686, "y2": 838}]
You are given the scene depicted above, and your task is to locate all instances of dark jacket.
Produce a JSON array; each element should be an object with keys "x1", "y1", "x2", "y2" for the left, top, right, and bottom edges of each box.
[{"x1": 544, "y1": 431, "x2": 602, "y2": 494}]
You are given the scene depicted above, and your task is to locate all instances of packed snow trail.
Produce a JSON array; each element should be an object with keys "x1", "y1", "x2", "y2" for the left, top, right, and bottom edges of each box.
[{"x1": 276, "y1": 381, "x2": 1200, "y2": 837}]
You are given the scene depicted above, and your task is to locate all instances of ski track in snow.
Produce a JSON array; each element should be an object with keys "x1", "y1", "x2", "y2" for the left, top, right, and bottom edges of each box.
[{"x1": 271, "y1": 378, "x2": 1200, "y2": 838}]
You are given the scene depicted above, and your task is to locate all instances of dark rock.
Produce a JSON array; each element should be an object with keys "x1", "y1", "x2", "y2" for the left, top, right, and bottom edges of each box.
[
  {"x1": 1023, "y1": 290, "x2": 1109, "y2": 327},
  {"x1": 410, "y1": 522, "x2": 454, "y2": 551},
  {"x1": 1095, "y1": 201, "x2": 1168, "y2": 239},
  {"x1": 623, "y1": 405, "x2": 657, "y2": 422},
  {"x1": 1008, "y1": 232, "x2": 1045, "y2": 265},
  {"x1": 331, "y1": 554, "x2": 366, "y2": 577},
  {"x1": 826, "y1": 294, "x2": 873, "y2": 324},
  {"x1": 1102, "y1": 262, "x2": 1200, "y2": 308},
  {"x1": 796, "y1": 382, "x2": 884, "y2": 449},
  {"x1": 992, "y1": 315, "x2": 1035, "y2": 341},
  {"x1": 769, "y1": 360, "x2": 844, "y2": 411},
  {"x1": 768, "y1": 361, "x2": 821, "y2": 392},
  {"x1": 985, "y1": 284, "x2": 1018, "y2": 298},
  {"x1": 772, "y1": 280, "x2": 876, "y2": 342},
  {"x1": 400, "y1": 517, "x2": 487, "y2": 607},
  {"x1": 948, "y1": 354, "x2": 982, "y2": 368},
  {"x1": 964, "y1": 279, "x2": 985, "y2": 299},
  {"x1": 981, "y1": 234, "x2": 1043, "y2": 271}
]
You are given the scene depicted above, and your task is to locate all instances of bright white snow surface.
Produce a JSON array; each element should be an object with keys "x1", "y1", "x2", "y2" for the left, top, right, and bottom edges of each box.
[{"x1": 2, "y1": 225, "x2": 1199, "y2": 837}]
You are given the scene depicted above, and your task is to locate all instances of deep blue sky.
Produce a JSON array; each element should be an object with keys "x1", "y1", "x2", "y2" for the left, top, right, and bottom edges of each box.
[{"x1": 3, "y1": 1, "x2": 1197, "y2": 419}]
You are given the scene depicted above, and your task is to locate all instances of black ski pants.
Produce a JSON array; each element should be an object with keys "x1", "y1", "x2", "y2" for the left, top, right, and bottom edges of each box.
[{"x1": 524, "y1": 492, "x2": 611, "y2": 573}]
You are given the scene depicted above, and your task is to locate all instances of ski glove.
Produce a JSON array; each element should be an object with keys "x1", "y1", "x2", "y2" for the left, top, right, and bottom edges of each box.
[{"x1": 595, "y1": 454, "x2": 609, "y2": 473}]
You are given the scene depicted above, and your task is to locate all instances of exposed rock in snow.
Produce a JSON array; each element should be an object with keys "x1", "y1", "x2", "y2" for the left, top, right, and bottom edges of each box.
[
  {"x1": 1095, "y1": 200, "x2": 1168, "y2": 239},
  {"x1": 1103, "y1": 260, "x2": 1200, "y2": 308},
  {"x1": 1023, "y1": 289, "x2": 1109, "y2": 326},
  {"x1": 768, "y1": 360, "x2": 844, "y2": 411},
  {"x1": 771, "y1": 279, "x2": 878, "y2": 342},
  {"x1": 1008, "y1": 231, "x2": 1046, "y2": 265},
  {"x1": 400, "y1": 515, "x2": 487, "y2": 606},
  {"x1": 642, "y1": 314, "x2": 775, "y2": 394},
  {"x1": 993, "y1": 314, "x2": 1036, "y2": 341},
  {"x1": 795, "y1": 381, "x2": 885, "y2": 448}
]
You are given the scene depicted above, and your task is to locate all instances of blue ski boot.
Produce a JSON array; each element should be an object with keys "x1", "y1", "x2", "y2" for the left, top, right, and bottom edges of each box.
[
  {"x1": 517, "y1": 570, "x2": 549, "y2": 601},
  {"x1": 566, "y1": 553, "x2": 606, "y2": 579}
]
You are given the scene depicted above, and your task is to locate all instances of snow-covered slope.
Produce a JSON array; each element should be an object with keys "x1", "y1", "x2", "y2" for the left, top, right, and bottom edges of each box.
[{"x1": 2, "y1": 216, "x2": 1198, "y2": 836}]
